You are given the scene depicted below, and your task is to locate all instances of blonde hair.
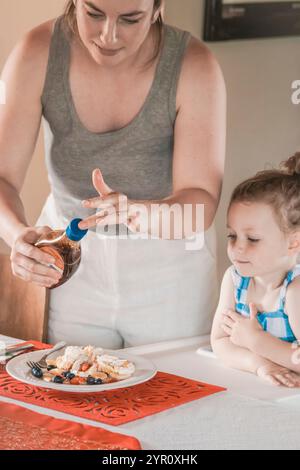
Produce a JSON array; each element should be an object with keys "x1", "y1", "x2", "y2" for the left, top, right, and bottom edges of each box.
[
  {"x1": 62, "y1": 0, "x2": 164, "y2": 68},
  {"x1": 229, "y1": 153, "x2": 300, "y2": 233}
]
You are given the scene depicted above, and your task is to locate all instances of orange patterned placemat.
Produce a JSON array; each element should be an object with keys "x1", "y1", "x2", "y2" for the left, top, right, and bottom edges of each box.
[
  {"x1": 0, "y1": 401, "x2": 141, "y2": 450},
  {"x1": 0, "y1": 341, "x2": 226, "y2": 426}
]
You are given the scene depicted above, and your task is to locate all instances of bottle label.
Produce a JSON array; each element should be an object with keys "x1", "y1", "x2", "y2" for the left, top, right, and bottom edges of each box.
[{"x1": 39, "y1": 246, "x2": 64, "y2": 275}]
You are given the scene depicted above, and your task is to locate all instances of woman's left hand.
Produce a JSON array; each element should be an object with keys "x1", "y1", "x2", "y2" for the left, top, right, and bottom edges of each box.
[
  {"x1": 221, "y1": 303, "x2": 263, "y2": 350},
  {"x1": 78, "y1": 169, "x2": 139, "y2": 232}
]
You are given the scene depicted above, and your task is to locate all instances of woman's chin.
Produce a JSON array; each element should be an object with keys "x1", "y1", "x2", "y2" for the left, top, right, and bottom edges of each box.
[{"x1": 88, "y1": 43, "x2": 125, "y2": 65}]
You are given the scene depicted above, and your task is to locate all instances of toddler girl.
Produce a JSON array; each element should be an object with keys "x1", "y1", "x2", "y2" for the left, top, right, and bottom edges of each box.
[{"x1": 211, "y1": 153, "x2": 300, "y2": 387}]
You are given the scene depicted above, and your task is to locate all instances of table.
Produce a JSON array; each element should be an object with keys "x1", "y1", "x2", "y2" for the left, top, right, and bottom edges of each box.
[{"x1": 1, "y1": 334, "x2": 300, "y2": 450}]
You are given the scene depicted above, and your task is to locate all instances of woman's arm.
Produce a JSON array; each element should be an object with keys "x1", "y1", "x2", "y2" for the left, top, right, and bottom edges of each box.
[
  {"x1": 0, "y1": 21, "x2": 61, "y2": 288},
  {"x1": 166, "y1": 38, "x2": 226, "y2": 234},
  {"x1": 211, "y1": 267, "x2": 274, "y2": 374},
  {"x1": 0, "y1": 23, "x2": 52, "y2": 246}
]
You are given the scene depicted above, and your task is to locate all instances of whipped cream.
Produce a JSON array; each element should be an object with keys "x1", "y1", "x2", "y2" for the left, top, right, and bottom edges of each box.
[{"x1": 97, "y1": 355, "x2": 135, "y2": 375}]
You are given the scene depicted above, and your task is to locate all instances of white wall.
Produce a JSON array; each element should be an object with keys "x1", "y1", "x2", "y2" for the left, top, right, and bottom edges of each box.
[
  {"x1": 1, "y1": 0, "x2": 300, "y2": 279},
  {"x1": 165, "y1": 0, "x2": 300, "y2": 278}
]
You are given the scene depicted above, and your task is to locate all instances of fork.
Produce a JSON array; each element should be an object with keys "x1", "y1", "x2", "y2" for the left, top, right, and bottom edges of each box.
[{"x1": 26, "y1": 341, "x2": 66, "y2": 369}]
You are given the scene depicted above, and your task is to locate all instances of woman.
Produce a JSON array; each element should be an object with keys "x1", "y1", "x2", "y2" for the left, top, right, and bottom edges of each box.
[{"x1": 0, "y1": 0, "x2": 226, "y2": 347}]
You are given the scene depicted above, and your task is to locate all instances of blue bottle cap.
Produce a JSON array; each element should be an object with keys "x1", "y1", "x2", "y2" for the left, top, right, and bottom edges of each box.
[{"x1": 66, "y1": 218, "x2": 88, "y2": 242}]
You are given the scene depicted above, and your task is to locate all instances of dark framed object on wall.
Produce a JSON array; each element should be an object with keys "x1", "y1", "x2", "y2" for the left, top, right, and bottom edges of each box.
[{"x1": 204, "y1": 1, "x2": 300, "y2": 41}]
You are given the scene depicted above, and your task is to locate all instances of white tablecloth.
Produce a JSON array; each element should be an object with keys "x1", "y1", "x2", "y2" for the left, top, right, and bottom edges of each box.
[{"x1": 1, "y1": 335, "x2": 300, "y2": 450}]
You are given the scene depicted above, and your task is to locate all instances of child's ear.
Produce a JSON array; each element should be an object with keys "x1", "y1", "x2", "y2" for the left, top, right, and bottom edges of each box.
[{"x1": 288, "y1": 231, "x2": 300, "y2": 254}]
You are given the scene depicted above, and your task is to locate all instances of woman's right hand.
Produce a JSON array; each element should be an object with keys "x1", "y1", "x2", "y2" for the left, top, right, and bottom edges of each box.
[
  {"x1": 10, "y1": 226, "x2": 62, "y2": 288},
  {"x1": 257, "y1": 363, "x2": 300, "y2": 388}
]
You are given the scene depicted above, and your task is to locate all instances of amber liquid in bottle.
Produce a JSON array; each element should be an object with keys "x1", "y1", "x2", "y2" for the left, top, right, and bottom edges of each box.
[{"x1": 35, "y1": 219, "x2": 88, "y2": 289}]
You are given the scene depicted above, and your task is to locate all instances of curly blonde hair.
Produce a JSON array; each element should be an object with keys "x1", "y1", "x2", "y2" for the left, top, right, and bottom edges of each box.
[
  {"x1": 229, "y1": 153, "x2": 300, "y2": 233},
  {"x1": 62, "y1": 0, "x2": 164, "y2": 67}
]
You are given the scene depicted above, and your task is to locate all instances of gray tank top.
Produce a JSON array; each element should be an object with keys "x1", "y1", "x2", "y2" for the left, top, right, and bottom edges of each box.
[{"x1": 41, "y1": 16, "x2": 191, "y2": 232}]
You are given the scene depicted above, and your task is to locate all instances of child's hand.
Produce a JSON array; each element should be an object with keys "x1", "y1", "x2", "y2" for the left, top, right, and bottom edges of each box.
[
  {"x1": 257, "y1": 363, "x2": 300, "y2": 388},
  {"x1": 221, "y1": 303, "x2": 263, "y2": 350}
]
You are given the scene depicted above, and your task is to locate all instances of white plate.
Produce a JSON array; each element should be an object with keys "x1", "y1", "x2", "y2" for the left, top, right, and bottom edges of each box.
[{"x1": 6, "y1": 348, "x2": 157, "y2": 393}]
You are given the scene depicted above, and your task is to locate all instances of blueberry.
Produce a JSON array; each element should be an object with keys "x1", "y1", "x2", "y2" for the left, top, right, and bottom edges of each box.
[
  {"x1": 87, "y1": 376, "x2": 96, "y2": 385},
  {"x1": 65, "y1": 372, "x2": 75, "y2": 380},
  {"x1": 53, "y1": 376, "x2": 64, "y2": 384},
  {"x1": 94, "y1": 378, "x2": 103, "y2": 385},
  {"x1": 31, "y1": 367, "x2": 43, "y2": 379}
]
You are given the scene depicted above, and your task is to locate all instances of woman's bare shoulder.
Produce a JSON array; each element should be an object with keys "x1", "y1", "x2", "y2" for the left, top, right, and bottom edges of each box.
[
  {"x1": 2, "y1": 19, "x2": 57, "y2": 96},
  {"x1": 20, "y1": 19, "x2": 56, "y2": 61},
  {"x1": 183, "y1": 35, "x2": 223, "y2": 81},
  {"x1": 176, "y1": 34, "x2": 225, "y2": 110}
]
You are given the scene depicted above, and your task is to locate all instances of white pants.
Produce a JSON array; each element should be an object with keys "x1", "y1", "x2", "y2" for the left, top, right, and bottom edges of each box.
[{"x1": 36, "y1": 194, "x2": 219, "y2": 349}]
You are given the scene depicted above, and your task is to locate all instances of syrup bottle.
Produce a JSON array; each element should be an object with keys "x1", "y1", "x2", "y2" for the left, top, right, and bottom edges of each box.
[{"x1": 35, "y1": 218, "x2": 88, "y2": 289}]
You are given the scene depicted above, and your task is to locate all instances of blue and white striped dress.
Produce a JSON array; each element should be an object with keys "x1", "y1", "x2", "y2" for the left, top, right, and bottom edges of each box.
[{"x1": 231, "y1": 265, "x2": 300, "y2": 343}]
